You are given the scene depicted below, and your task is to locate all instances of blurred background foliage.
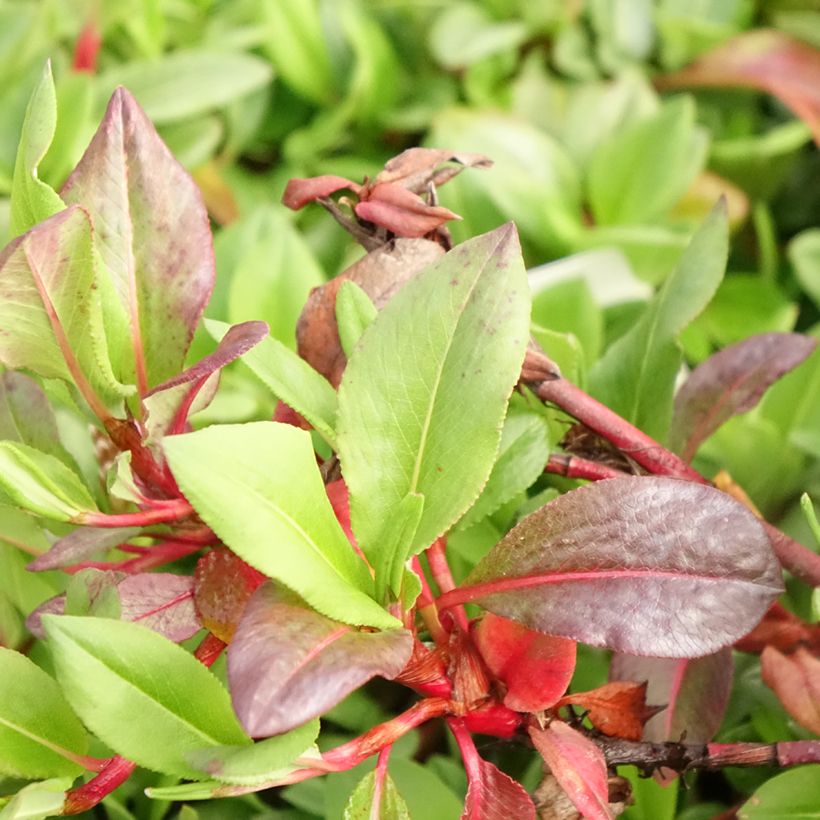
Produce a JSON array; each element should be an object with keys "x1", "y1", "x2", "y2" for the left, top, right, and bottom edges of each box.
[{"x1": 0, "y1": 3, "x2": 819, "y2": 815}]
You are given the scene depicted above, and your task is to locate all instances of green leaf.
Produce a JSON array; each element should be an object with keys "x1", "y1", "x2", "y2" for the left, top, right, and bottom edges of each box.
[
  {"x1": 0, "y1": 777, "x2": 72, "y2": 820},
  {"x1": 206, "y1": 320, "x2": 338, "y2": 449},
  {"x1": 42, "y1": 616, "x2": 250, "y2": 778},
  {"x1": 789, "y1": 228, "x2": 820, "y2": 312},
  {"x1": 587, "y1": 96, "x2": 707, "y2": 225},
  {"x1": 163, "y1": 423, "x2": 396, "y2": 629},
  {"x1": 186, "y1": 719, "x2": 319, "y2": 785},
  {"x1": 589, "y1": 202, "x2": 728, "y2": 440},
  {"x1": 0, "y1": 443, "x2": 96, "y2": 522},
  {"x1": 457, "y1": 412, "x2": 550, "y2": 531},
  {"x1": 738, "y1": 766, "x2": 820, "y2": 818},
  {"x1": 9, "y1": 61, "x2": 64, "y2": 238},
  {"x1": 96, "y1": 51, "x2": 273, "y2": 125},
  {"x1": 336, "y1": 281, "x2": 378, "y2": 358},
  {"x1": 0, "y1": 648, "x2": 87, "y2": 778},
  {"x1": 0, "y1": 206, "x2": 131, "y2": 405},
  {"x1": 337, "y1": 225, "x2": 530, "y2": 580},
  {"x1": 343, "y1": 770, "x2": 411, "y2": 820}
]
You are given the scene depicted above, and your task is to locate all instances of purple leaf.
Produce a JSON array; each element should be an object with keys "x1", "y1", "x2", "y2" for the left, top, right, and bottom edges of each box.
[
  {"x1": 143, "y1": 320, "x2": 268, "y2": 437},
  {"x1": 227, "y1": 583, "x2": 412, "y2": 737},
  {"x1": 528, "y1": 721, "x2": 612, "y2": 820},
  {"x1": 61, "y1": 87, "x2": 215, "y2": 392},
  {"x1": 452, "y1": 477, "x2": 782, "y2": 657},
  {"x1": 609, "y1": 649, "x2": 734, "y2": 743},
  {"x1": 26, "y1": 572, "x2": 200, "y2": 643},
  {"x1": 669, "y1": 333, "x2": 816, "y2": 461},
  {"x1": 28, "y1": 527, "x2": 140, "y2": 571},
  {"x1": 462, "y1": 758, "x2": 536, "y2": 820}
]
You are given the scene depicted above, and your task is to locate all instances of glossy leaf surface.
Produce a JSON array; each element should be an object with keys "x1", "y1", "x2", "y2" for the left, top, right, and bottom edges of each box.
[
  {"x1": 473, "y1": 613, "x2": 576, "y2": 712},
  {"x1": 461, "y1": 758, "x2": 536, "y2": 820},
  {"x1": 61, "y1": 87, "x2": 215, "y2": 389},
  {"x1": 529, "y1": 721, "x2": 612, "y2": 820},
  {"x1": 610, "y1": 649, "x2": 734, "y2": 743},
  {"x1": 43, "y1": 615, "x2": 249, "y2": 777},
  {"x1": 459, "y1": 477, "x2": 782, "y2": 657},
  {"x1": 0, "y1": 647, "x2": 87, "y2": 778},
  {"x1": 589, "y1": 203, "x2": 728, "y2": 440},
  {"x1": 164, "y1": 423, "x2": 396, "y2": 628},
  {"x1": 669, "y1": 333, "x2": 816, "y2": 461},
  {"x1": 228, "y1": 584, "x2": 412, "y2": 736},
  {"x1": 337, "y1": 225, "x2": 530, "y2": 577}
]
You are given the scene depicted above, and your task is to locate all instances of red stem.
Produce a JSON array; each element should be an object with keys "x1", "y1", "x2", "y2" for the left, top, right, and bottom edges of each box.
[
  {"x1": 195, "y1": 632, "x2": 227, "y2": 667},
  {"x1": 545, "y1": 453, "x2": 627, "y2": 481},
  {"x1": 66, "y1": 539, "x2": 202, "y2": 574},
  {"x1": 77, "y1": 499, "x2": 194, "y2": 528},
  {"x1": 447, "y1": 718, "x2": 482, "y2": 783},
  {"x1": 426, "y1": 538, "x2": 469, "y2": 633},
  {"x1": 411, "y1": 556, "x2": 449, "y2": 647},
  {"x1": 373, "y1": 746, "x2": 393, "y2": 809},
  {"x1": 62, "y1": 756, "x2": 136, "y2": 815}
]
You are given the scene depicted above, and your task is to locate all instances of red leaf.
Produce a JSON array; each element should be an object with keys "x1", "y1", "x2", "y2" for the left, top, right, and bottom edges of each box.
[
  {"x1": 227, "y1": 583, "x2": 412, "y2": 736},
  {"x1": 273, "y1": 401, "x2": 311, "y2": 430},
  {"x1": 462, "y1": 758, "x2": 536, "y2": 820},
  {"x1": 282, "y1": 175, "x2": 360, "y2": 210},
  {"x1": 529, "y1": 721, "x2": 613, "y2": 820},
  {"x1": 193, "y1": 548, "x2": 265, "y2": 642},
  {"x1": 669, "y1": 333, "x2": 816, "y2": 461},
  {"x1": 658, "y1": 30, "x2": 820, "y2": 146},
  {"x1": 761, "y1": 646, "x2": 820, "y2": 734},
  {"x1": 610, "y1": 649, "x2": 734, "y2": 743},
  {"x1": 735, "y1": 602, "x2": 820, "y2": 654},
  {"x1": 375, "y1": 148, "x2": 493, "y2": 193},
  {"x1": 473, "y1": 613, "x2": 576, "y2": 712},
  {"x1": 557, "y1": 682, "x2": 660, "y2": 742},
  {"x1": 355, "y1": 183, "x2": 460, "y2": 238},
  {"x1": 450, "y1": 477, "x2": 782, "y2": 657}
]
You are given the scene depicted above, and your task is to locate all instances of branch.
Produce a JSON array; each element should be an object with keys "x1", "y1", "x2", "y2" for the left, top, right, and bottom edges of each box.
[{"x1": 545, "y1": 453, "x2": 628, "y2": 482}]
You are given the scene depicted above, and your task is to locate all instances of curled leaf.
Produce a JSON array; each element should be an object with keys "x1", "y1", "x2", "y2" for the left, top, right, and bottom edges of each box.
[
  {"x1": 354, "y1": 183, "x2": 460, "y2": 238},
  {"x1": 374, "y1": 147, "x2": 493, "y2": 192},
  {"x1": 282, "y1": 175, "x2": 360, "y2": 210}
]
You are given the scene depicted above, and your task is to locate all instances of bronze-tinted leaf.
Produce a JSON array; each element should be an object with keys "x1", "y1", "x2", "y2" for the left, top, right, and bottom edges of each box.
[
  {"x1": 453, "y1": 477, "x2": 782, "y2": 657},
  {"x1": 609, "y1": 649, "x2": 733, "y2": 743},
  {"x1": 658, "y1": 30, "x2": 820, "y2": 146},
  {"x1": 735, "y1": 602, "x2": 820, "y2": 654},
  {"x1": 355, "y1": 183, "x2": 460, "y2": 238},
  {"x1": 761, "y1": 646, "x2": 820, "y2": 734},
  {"x1": 227, "y1": 583, "x2": 412, "y2": 737},
  {"x1": 529, "y1": 721, "x2": 613, "y2": 820},
  {"x1": 473, "y1": 613, "x2": 576, "y2": 712},
  {"x1": 557, "y1": 682, "x2": 660, "y2": 742},
  {"x1": 193, "y1": 548, "x2": 266, "y2": 643},
  {"x1": 669, "y1": 333, "x2": 816, "y2": 461},
  {"x1": 282, "y1": 174, "x2": 360, "y2": 210},
  {"x1": 374, "y1": 147, "x2": 492, "y2": 192}
]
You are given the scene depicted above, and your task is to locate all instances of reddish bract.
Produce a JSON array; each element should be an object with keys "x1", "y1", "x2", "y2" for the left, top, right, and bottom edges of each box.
[
  {"x1": 557, "y1": 682, "x2": 660, "y2": 742},
  {"x1": 473, "y1": 613, "x2": 576, "y2": 712}
]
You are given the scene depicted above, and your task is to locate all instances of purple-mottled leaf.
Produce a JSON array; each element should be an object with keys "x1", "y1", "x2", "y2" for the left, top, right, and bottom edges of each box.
[
  {"x1": 528, "y1": 721, "x2": 612, "y2": 820},
  {"x1": 0, "y1": 206, "x2": 129, "y2": 403},
  {"x1": 28, "y1": 527, "x2": 139, "y2": 571},
  {"x1": 228, "y1": 583, "x2": 412, "y2": 737},
  {"x1": 609, "y1": 649, "x2": 733, "y2": 743},
  {"x1": 670, "y1": 333, "x2": 816, "y2": 461},
  {"x1": 143, "y1": 320, "x2": 268, "y2": 438},
  {"x1": 27, "y1": 571, "x2": 199, "y2": 643},
  {"x1": 458, "y1": 477, "x2": 782, "y2": 657},
  {"x1": 61, "y1": 87, "x2": 215, "y2": 391},
  {"x1": 462, "y1": 758, "x2": 536, "y2": 820}
]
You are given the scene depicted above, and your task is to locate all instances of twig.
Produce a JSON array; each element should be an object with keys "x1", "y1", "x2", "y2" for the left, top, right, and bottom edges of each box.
[{"x1": 545, "y1": 453, "x2": 628, "y2": 482}]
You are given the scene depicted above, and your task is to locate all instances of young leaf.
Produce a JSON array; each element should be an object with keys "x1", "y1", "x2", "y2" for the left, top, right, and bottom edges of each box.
[
  {"x1": 337, "y1": 224, "x2": 530, "y2": 575},
  {"x1": 452, "y1": 477, "x2": 782, "y2": 657},
  {"x1": 42, "y1": 615, "x2": 250, "y2": 778},
  {"x1": 193, "y1": 548, "x2": 265, "y2": 642},
  {"x1": 557, "y1": 682, "x2": 660, "y2": 741},
  {"x1": 163, "y1": 422, "x2": 397, "y2": 629},
  {"x1": 206, "y1": 319, "x2": 338, "y2": 449},
  {"x1": 186, "y1": 718, "x2": 320, "y2": 785},
  {"x1": 0, "y1": 443, "x2": 96, "y2": 522},
  {"x1": 336, "y1": 281, "x2": 378, "y2": 357},
  {"x1": 228, "y1": 584, "x2": 412, "y2": 737},
  {"x1": 10, "y1": 61, "x2": 64, "y2": 238},
  {"x1": 0, "y1": 647, "x2": 88, "y2": 778},
  {"x1": 610, "y1": 649, "x2": 734, "y2": 743},
  {"x1": 0, "y1": 777, "x2": 72, "y2": 820},
  {"x1": 472, "y1": 613, "x2": 576, "y2": 712},
  {"x1": 761, "y1": 646, "x2": 820, "y2": 735},
  {"x1": 344, "y1": 769, "x2": 411, "y2": 820},
  {"x1": 669, "y1": 333, "x2": 816, "y2": 461},
  {"x1": 589, "y1": 202, "x2": 728, "y2": 440},
  {"x1": 61, "y1": 87, "x2": 215, "y2": 390},
  {"x1": 0, "y1": 206, "x2": 130, "y2": 408},
  {"x1": 528, "y1": 721, "x2": 612, "y2": 820},
  {"x1": 461, "y1": 758, "x2": 536, "y2": 820}
]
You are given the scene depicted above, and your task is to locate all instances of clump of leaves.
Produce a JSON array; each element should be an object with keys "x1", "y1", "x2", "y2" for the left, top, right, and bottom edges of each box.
[{"x1": 0, "y1": 69, "x2": 818, "y2": 820}]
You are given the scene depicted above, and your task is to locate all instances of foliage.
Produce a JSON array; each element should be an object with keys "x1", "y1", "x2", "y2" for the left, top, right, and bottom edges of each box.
[{"x1": 0, "y1": 2, "x2": 819, "y2": 819}]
